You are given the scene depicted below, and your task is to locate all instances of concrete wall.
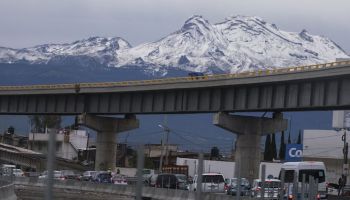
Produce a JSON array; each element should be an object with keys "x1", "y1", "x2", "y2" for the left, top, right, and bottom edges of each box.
[
  {"x1": 12, "y1": 177, "x2": 250, "y2": 200},
  {"x1": 0, "y1": 180, "x2": 17, "y2": 200}
]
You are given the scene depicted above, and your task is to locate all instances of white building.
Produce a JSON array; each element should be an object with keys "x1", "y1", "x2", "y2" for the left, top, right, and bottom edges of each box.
[
  {"x1": 302, "y1": 110, "x2": 350, "y2": 183},
  {"x1": 28, "y1": 129, "x2": 88, "y2": 160}
]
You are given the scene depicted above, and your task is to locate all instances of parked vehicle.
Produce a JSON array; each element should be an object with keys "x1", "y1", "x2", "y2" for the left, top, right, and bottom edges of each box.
[
  {"x1": 94, "y1": 172, "x2": 112, "y2": 184},
  {"x1": 148, "y1": 174, "x2": 158, "y2": 187},
  {"x1": 12, "y1": 169, "x2": 24, "y2": 177},
  {"x1": 39, "y1": 170, "x2": 65, "y2": 180},
  {"x1": 251, "y1": 178, "x2": 281, "y2": 200},
  {"x1": 279, "y1": 161, "x2": 327, "y2": 200},
  {"x1": 156, "y1": 173, "x2": 189, "y2": 190},
  {"x1": 191, "y1": 173, "x2": 225, "y2": 193},
  {"x1": 226, "y1": 178, "x2": 251, "y2": 196},
  {"x1": 81, "y1": 171, "x2": 98, "y2": 181},
  {"x1": 0, "y1": 164, "x2": 16, "y2": 176},
  {"x1": 112, "y1": 174, "x2": 127, "y2": 185},
  {"x1": 162, "y1": 165, "x2": 188, "y2": 177},
  {"x1": 61, "y1": 170, "x2": 79, "y2": 180}
]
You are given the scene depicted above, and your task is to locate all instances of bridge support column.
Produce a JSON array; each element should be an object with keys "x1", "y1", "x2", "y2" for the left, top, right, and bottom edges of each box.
[
  {"x1": 78, "y1": 114, "x2": 139, "y2": 171},
  {"x1": 213, "y1": 112, "x2": 287, "y2": 182}
]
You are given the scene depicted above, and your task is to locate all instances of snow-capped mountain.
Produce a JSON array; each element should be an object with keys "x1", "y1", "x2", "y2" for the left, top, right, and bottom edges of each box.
[
  {"x1": 117, "y1": 15, "x2": 349, "y2": 73},
  {"x1": 0, "y1": 15, "x2": 348, "y2": 75},
  {"x1": 0, "y1": 37, "x2": 130, "y2": 66}
]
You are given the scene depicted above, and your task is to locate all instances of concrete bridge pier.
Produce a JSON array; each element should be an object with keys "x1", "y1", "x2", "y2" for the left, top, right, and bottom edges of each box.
[
  {"x1": 78, "y1": 114, "x2": 139, "y2": 171},
  {"x1": 213, "y1": 112, "x2": 287, "y2": 182}
]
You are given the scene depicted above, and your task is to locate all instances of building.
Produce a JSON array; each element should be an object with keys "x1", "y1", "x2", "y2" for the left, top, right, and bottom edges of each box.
[
  {"x1": 303, "y1": 129, "x2": 348, "y2": 184},
  {"x1": 302, "y1": 110, "x2": 350, "y2": 184},
  {"x1": 28, "y1": 129, "x2": 88, "y2": 160}
]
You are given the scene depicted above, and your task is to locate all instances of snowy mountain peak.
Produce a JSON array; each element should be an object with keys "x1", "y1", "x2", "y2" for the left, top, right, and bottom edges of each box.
[
  {"x1": 181, "y1": 15, "x2": 211, "y2": 32},
  {"x1": 0, "y1": 15, "x2": 349, "y2": 75}
]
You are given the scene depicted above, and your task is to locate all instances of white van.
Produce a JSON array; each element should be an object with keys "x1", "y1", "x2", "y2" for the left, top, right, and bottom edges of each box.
[
  {"x1": 191, "y1": 173, "x2": 225, "y2": 193},
  {"x1": 280, "y1": 161, "x2": 327, "y2": 199}
]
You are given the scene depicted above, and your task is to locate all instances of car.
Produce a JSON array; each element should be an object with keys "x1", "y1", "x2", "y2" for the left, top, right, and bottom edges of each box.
[
  {"x1": 148, "y1": 174, "x2": 158, "y2": 187},
  {"x1": 12, "y1": 169, "x2": 24, "y2": 177},
  {"x1": 81, "y1": 171, "x2": 98, "y2": 181},
  {"x1": 251, "y1": 178, "x2": 282, "y2": 200},
  {"x1": 94, "y1": 172, "x2": 112, "y2": 184},
  {"x1": 226, "y1": 178, "x2": 251, "y2": 196},
  {"x1": 155, "y1": 173, "x2": 189, "y2": 190},
  {"x1": 112, "y1": 174, "x2": 127, "y2": 185},
  {"x1": 174, "y1": 174, "x2": 190, "y2": 190},
  {"x1": 191, "y1": 173, "x2": 225, "y2": 193},
  {"x1": 61, "y1": 170, "x2": 79, "y2": 180},
  {"x1": 39, "y1": 170, "x2": 65, "y2": 180}
]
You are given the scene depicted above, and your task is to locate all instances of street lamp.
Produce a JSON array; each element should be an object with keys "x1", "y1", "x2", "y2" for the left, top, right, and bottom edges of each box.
[{"x1": 158, "y1": 124, "x2": 170, "y2": 171}]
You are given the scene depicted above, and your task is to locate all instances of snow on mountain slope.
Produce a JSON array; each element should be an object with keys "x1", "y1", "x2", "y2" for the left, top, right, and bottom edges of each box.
[
  {"x1": 117, "y1": 15, "x2": 349, "y2": 73},
  {"x1": 0, "y1": 37, "x2": 131, "y2": 66},
  {"x1": 0, "y1": 15, "x2": 348, "y2": 74}
]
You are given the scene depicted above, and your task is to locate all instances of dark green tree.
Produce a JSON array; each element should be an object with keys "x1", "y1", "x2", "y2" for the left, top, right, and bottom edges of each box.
[
  {"x1": 288, "y1": 132, "x2": 292, "y2": 144},
  {"x1": 271, "y1": 134, "x2": 277, "y2": 160},
  {"x1": 297, "y1": 130, "x2": 302, "y2": 144},
  {"x1": 29, "y1": 115, "x2": 62, "y2": 132},
  {"x1": 264, "y1": 134, "x2": 272, "y2": 161},
  {"x1": 279, "y1": 131, "x2": 286, "y2": 160},
  {"x1": 210, "y1": 146, "x2": 220, "y2": 160},
  {"x1": 7, "y1": 126, "x2": 15, "y2": 134}
]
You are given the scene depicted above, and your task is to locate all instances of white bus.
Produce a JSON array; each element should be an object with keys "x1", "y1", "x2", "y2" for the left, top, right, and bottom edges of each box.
[{"x1": 280, "y1": 161, "x2": 327, "y2": 200}]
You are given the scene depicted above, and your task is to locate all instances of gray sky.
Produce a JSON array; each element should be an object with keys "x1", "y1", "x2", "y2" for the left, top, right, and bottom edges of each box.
[{"x1": 0, "y1": 0, "x2": 349, "y2": 53}]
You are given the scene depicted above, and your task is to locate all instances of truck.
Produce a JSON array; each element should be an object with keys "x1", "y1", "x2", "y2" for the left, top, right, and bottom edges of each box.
[{"x1": 162, "y1": 165, "x2": 189, "y2": 177}]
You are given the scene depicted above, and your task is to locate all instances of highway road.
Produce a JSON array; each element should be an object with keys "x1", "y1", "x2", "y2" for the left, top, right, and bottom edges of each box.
[{"x1": 15, "y1": 185, "x2": 133, "y2": 200}]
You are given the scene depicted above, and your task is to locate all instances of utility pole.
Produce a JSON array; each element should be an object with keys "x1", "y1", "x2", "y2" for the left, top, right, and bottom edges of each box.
[
  {"x1": 158, "y1": 115, "x2": 170, "y2": 171},
  {"x1": 342, "y1": 128, "x2": 349, "y2": 184}
]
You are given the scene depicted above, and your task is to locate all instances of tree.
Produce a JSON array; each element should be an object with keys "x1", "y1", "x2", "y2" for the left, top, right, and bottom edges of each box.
[
  {"x1": 264, "y1": 134, "x2": 272, "y2": 161},
  {"x1": 271, "y1": 134, "x2": 277, "y2": 160},
  {"x1": 297, "y1": 130, "x2": 302, "y2": 144},
  {"x1": 7, "y1": 126, "x2": 15, "y2": 134},
  {"x1": 279, "y1": 131, "x2": 286, "y2": 160},
  {"x1": 29, "y1": 115, "x2": 61, "y2": 132},
  {"x1": 288, "y1": 132, "x2": 292, "y2": 144},
  {"x1": 210, "y1": 146, "x2": 220, "y2": 160}
]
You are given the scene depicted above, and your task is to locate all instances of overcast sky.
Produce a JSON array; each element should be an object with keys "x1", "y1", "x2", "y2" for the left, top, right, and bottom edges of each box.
[{"x1": 1, "y1": 0, "x2": 349, "y2": 53}]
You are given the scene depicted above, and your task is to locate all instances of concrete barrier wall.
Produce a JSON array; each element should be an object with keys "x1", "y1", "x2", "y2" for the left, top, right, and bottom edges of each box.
[
  {"x1": 12, "y1": 177, "x2": 251, "y2": 200},
  {"x1": 0, "y1": 180, "x2": 17, "y2": 200}
]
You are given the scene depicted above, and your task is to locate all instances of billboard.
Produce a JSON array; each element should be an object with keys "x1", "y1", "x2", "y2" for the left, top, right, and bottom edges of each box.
[{"x1": 285, "y1": 144, "x2": 303, "y2": 162}]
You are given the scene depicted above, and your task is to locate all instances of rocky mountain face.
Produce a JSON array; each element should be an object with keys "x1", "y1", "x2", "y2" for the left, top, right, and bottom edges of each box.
[{"x1": 0, "y1": 15, "x2": 348, "y2": 76}]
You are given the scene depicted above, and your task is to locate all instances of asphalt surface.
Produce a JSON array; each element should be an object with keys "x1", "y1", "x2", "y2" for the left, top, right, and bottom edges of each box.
[{"x1": 15, "y1": 185, "x2": 133, "y2": 200}]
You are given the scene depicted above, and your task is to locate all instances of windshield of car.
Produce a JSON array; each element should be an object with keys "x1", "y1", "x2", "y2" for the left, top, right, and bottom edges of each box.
[
  {"x1": 175, "y1": 174, "x2": 187, "y2": 182},
  {"x1": 231, "y1": 178, "x2": 250, "y2": 186},
  {"x1": 202, "y1": 175, "x2": 224, "y2": 183},
  {"x1": 258, "y1": 181, "x2": 281, "y2": 188},
  {"x1": 54, "y1": 171, "x2": 62, "y2": 177},
  {"x1": 99, "y1": 173, "x2": 112, "y2": 179},
  {"x1": 299, "y1": 169, "x2": 325, "y2": 183},
  {"x1": 62, "y1": 170, "x2": 75, "y2": 176}
]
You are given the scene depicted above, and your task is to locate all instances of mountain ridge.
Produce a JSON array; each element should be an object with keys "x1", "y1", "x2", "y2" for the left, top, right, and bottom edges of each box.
[{"x1": 0, "y1": 15, "x2": 348, "y2": 75}]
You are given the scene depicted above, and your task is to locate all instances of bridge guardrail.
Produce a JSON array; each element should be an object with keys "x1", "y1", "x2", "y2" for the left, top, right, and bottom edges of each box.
[{"x1": 0, "y1": 61, "x2": 349, "y2": 91}]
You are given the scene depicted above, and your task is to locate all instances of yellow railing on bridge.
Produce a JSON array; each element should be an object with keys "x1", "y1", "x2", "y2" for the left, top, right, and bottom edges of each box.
[{"x1": 0, "y1": 61, "x2": 349, "y2": 91}]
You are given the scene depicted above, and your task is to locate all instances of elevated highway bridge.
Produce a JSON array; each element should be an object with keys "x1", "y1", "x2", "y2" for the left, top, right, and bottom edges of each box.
[
  {"x1": 1, "y1": 61, "x2": 350, "y2": 181},
  {"x1": 0, "y1": 61, "x2": 349, "y2": 115}
]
